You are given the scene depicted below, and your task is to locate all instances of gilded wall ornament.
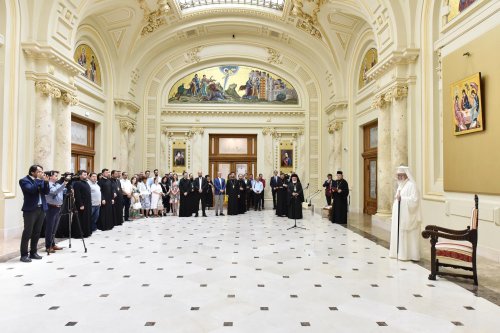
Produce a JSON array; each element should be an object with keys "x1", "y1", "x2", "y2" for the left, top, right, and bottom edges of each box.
[{"x1": 267, "y1": 48, "x2": 283, "y2": 65}]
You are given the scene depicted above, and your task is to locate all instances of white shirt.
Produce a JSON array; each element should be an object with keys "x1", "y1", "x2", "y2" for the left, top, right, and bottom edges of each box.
[
  {"x1": 87, "y1": 180, "x2": 101, "y2": 206},
  {"x1": 253, "y1": 180, "x2": 263, "y2": 193},
  {"x1": 120, "y1": 178, "x2": 132, "y2": 195}
]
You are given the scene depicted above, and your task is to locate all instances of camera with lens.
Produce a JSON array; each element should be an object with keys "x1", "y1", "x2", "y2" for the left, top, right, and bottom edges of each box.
[{"x1": 58, "y1": 172, "x2": 76, "y2": 189}]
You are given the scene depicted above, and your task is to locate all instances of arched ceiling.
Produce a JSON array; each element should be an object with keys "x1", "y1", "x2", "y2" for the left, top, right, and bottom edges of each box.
[{"x1": 36, "y1": 0, "x2": 411, "y2": 102}]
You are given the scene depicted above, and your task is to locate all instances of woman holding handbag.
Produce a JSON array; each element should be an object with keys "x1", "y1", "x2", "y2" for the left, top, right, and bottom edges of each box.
[{"x1": 323, "y1": 173, "x2": 333, "y2": 206}]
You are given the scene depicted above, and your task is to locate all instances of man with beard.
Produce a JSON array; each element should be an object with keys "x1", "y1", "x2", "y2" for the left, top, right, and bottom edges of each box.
[
  {"x1": 111, "y1": 170, "x2": 124, "y2": 226},
  {"x1": 330, "y1": 171, "x2": 349, "y2": 224},
  {"x1": 246, "y1": 173, "x2": 255, "y2": 210},
  {"x1": 270, "y1": 170, "x2": 280, "y2": 209},
  {"x1": 98, "y1": 169, "x2": 116, "y2": 231},
  {"x1": 275, "y1": 173, "x2": 288, "y2": 217},
  {"x1": 178, "y1": 172, "x2": 191, "y2": 217},
  {"x1": 193, "y1": 171, "x2": 208, "y2": 217},
  {"x1": 226, "y1": 172, "x2": 239, "y2": 215},
  {"x1": 237, "y1": 174, "x2": 247, "y2": 214},
  {"x1": 73, "y1": 170, "x2": 92, "y2": 237},
  {"x1": 287, "y1": 174, "x2": 304, "y2": 220}
]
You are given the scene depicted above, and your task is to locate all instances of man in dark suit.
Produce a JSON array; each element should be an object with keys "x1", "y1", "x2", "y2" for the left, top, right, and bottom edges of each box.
[
  {"x1": 270, "y1": 170, "x2": 282, "y2": 209},
  {"x1": 193, "y1": 171, "x2": 209, "y2": 217},
  {"x1": 19, "y1": 165, "x2": 50, "y2": 262}
]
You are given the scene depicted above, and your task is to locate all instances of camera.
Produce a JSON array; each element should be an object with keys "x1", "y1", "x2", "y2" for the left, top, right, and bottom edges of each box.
[{"x1": 58, "y1": 172, "x2": 76, "y2": 189}]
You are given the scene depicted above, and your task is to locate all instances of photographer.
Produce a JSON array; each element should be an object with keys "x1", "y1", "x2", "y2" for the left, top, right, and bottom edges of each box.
[
  {"x1": 73, "y1": 170, "x2": 92, "y2": 237},
  {"x1": 44, "y1": 170, "x2": 68, "y2": 253},
  {"x1": 19, "y1": 164, "x2": 50, "y2": 263}
]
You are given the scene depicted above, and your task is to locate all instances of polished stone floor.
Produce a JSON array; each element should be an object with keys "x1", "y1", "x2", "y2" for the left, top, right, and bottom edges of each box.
[{"x1": 1, "y1": 209, "x2": 500, "y2": 332}]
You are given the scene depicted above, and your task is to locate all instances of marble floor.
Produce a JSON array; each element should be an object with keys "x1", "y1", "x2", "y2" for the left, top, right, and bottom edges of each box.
[{"x1": 1, "y1": 209, "x2": 500, "y2": 333}]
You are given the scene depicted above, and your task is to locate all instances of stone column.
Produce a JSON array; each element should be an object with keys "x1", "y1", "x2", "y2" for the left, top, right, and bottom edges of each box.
[
  {"x1": 297, "y1": 128, "x2": 306, "y2": 183},
  {"x1": 374, "y1": 94, "x2": 392, "y2": 216},
  {"x1": 188, "y1": 127, "x2": 204, "y2": 172},
  {"x1": 327, "y1": 124, "x2": 335, "y2": 171},
  {"x1": 329, "y1": 121, "x2": 343, "y2": 173},
  {"x1": 33, "y1": 81, "x2": 60, "y2": 169},
  {"x1": 54, "y1": 92, "x2": 77, "y2": 172},
  {"x1": 390, "y1": 85, "x2": 409, "y2": 172},
  {"x1": 262, "y1": 128, "x2": 275, "y2": 200},
  {"x1": 160, "y1": 128, "x2": 169, "y2": 174},
  {"x1": 128, "y1": 124, "x2": 136, "y2": 173},
  {"x1": 119, "y1": 120, "x2": 130, "y2": 172}
]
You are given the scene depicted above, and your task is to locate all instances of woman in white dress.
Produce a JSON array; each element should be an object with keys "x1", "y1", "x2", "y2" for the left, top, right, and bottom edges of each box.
[
  {"x1": 150, "y1": 177, "x2": 163, "y2": 217},
  {"x1": 137, "y1": 176, "x2": 151, "y2": 218}
]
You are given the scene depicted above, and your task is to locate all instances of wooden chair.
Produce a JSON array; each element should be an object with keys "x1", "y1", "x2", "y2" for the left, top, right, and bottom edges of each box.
[{"x1": 421, "y1": 195, "x2": 479, "y2": 285}]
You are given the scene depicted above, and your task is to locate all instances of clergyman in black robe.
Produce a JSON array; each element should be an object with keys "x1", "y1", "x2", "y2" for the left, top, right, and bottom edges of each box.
[
  {"x1": 287, "y1": 174, "x2": 304, "y2": 220},
  {"x1": 193, "y1": 172, "x2": 209, "y2": 217},
  {"x1": 97, "y1": 169, "x2": 115, "y2": 231},
  {"x1": 330, "y1": 171, "x2": 349, "y2": 224},
  {"x1": 112, "y1": 170, "x2": 124, "y2": 226},
  {"x1": 237, "y1": 174, "x2": 247, "y2": 214},
  {"x1": 226, "y1": 173, "x2": 239, "y2": 215},
  {"x1": 204, "y1": 176, "x2": 214, "y2": 209},
  {"x1": 178, "y1": 173, "x2": 192, "y2": 217},
  {"x1": 73, "y1": 172, "x2": 92, "y2": 237},
  {"x1": 275, "y1": 174, "x2": 288, "y2": 217}
]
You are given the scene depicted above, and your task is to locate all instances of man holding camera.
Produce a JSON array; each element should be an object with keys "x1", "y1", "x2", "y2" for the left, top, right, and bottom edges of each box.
[
  {"x1": 19, "y1": 165, "x2": 50, "y2": 262},
  {"x1": 44, "y1": 170, "x2": 68, "y2": 253}
]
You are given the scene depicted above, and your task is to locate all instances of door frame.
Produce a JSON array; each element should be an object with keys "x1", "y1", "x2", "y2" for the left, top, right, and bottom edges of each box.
[{"x1": 362, "y1": 121, "x2": 378, "y2": 215}]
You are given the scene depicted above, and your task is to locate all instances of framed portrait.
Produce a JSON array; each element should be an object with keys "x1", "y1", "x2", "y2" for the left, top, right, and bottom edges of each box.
[
  {"x1": 173, "y1": 148, "x2": 186, "y2": 167},
  {"x1": 280, "y1": 149, "x2": 293, "y2": 167},
  {"x1": 450, "y1": 72, "x2": 483, "y2": 136}
]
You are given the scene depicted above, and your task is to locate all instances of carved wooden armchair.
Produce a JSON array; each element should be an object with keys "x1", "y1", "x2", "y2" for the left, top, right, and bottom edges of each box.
[{"x1": 421, "y1": 195, "x2": 479, "y2": 285}]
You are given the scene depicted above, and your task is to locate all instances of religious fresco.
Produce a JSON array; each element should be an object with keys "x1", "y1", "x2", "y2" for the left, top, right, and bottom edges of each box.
[
  {"x1": 74, "y1": 44, "x2": 102, "y2": 86},
  {"x1": 447, "y1": 0, "x2": 478, "y2": 22},
  {"x1": 168, "y1": 65, "x2": 299, "y2": 104},
  {"x1": 450, "y1": 72, "x2": 483, "y2": 136},
  {"x1": 358, "y1": 48, "x2": 378, "y2": 89}
]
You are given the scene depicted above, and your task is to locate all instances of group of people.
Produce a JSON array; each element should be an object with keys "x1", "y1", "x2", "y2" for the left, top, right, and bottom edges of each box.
[{"x1": 18, "y1": 162, "x2": 422, "y2": 264}]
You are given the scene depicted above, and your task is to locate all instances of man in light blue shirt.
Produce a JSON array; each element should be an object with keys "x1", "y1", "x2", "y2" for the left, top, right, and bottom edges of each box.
[
  {"x1": 252, "y1": 176, "x2": 264, "y2": 211},
  {"x1": 44, "y1": 171, "x2": 68, "y2": 253}
]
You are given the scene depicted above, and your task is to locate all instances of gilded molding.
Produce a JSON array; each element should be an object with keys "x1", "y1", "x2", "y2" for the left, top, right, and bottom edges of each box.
[
  {"x1": 327, "y1": 121, "x2": 342, "y2": 134},
  {"x1": 267, "y1": 48, "x2": 283, "y2": 65},
  {"x1": 119, "y1": 119, "x2": 137, "y2": 132},
  {"x1": 162, "y1": 109, "x2": 305, "y2": 117},
  {"x1": 139, "y1": 0, "x2": 170, "y2": 37},
  {"x1": 371, "y1": 83, "x2": 408, "y2": 109},
  {"x1": 292, "y1": 0, "x2": 322, "y2": 39},
  {"x1": 262, "y1": 127, "x2": 277, "y2": 137},
  {"x1": 186, "y1": 127, "x2": 204, "y2": 138}
]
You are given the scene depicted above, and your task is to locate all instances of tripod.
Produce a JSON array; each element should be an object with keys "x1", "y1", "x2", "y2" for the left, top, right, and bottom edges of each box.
[
  {"x1": 48, "y1": 192, "x2": 88, "y2": 255},
  {"x1": 287, "y1": 195, "x2": 306, "y2": 230}
]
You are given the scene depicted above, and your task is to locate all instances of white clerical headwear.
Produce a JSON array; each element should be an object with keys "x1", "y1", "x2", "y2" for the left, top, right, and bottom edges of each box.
[{"x1": 396, "y1": 165, "x2": 415, "y2": 183}]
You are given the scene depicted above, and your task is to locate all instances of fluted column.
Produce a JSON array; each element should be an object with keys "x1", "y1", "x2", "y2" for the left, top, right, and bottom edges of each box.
[
  {"x1": 390, "y1": 85, "x2": 409, "y2": 173},
  {"x1": 119, "y1": 120, "x2": 130, "y2": 172},
  {"x1": 188, "y1": 127, "x2": 204, "y2": 172},
  {"x1": 327, "y1": 124, "x2": 335, "y2": 171},
  {"x1": 33, "y1": 81, "x2": 60, "y2": 168},
  {"x1": 262, "y1": 128, "x2": 275, "y2": 200},
  {"x1": 160, "y1": 128, "x2": 169, "y2": 174},
  {"x1": 54, "y1": 92, "x2": 77, "y2": 172},
  {"x1": 374, "y1": 94, "x2": 392, "y2": 216},
  {"x1": 331, "y1": 121, "x2": 343, "y2": 172}
]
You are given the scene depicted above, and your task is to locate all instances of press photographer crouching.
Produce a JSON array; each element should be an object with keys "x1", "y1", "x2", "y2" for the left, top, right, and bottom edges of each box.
[{"x1": 44, "y1": 170, "x2": 69, "y2": 253}]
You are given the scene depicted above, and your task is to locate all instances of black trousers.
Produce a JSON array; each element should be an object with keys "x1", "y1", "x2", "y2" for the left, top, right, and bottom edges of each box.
[
  {"x1": 272, "y1": 189, "x2": 277, "y2": 209},
  {"x1": 246, "y1": 191, "x2": 254, "y2": 210},
  {"x1": 261, "y1": 190, "x2": 265, "y2": 208},
  {"x1": 194, "y1": 192, "x2": 206, "y2": 215},
  {"x1": 326, "y1": 195, "x2": 332, "y2": 206},
  {"x1": 20, "y1": 207, "x2": 45, "y2": 257},
  {"x1": 123, "y1": 196, "x2": 131, "y2": 221},
  {"x1": 254, "y1": 192, "x2": 263, "y2": 210}
]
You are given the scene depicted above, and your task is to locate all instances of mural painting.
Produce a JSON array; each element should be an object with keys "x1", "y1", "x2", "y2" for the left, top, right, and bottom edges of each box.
[
  {"x1": 358, "y1": 48, "x2": 378, "y2": 89},
  {"x1": 74, "y1": 44, "x2": 102, "y2": 86}
]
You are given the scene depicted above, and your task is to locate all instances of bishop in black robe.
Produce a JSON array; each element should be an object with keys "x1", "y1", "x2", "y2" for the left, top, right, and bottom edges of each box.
[
  {"x1": 112, "y1": 175, "x2": 124, "y2": 226},
  {"x1": 226, "y1": 176, "x2": 239, "y2": 215},
  {"x1": 275, "y1": 176, "x2": 288, "y2": 217},
  {"x1": 330, "y1": 171, "x2": 349, "y2": 224},
  {"x1": 237, "y1": 177, "x2": 247, "y2": 214},
  {"x1": 287, "y1": 177, "x2": 304, "y2": 220}
]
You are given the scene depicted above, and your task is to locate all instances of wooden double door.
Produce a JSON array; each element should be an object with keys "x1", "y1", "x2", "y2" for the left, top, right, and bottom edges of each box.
[
  {"x1": 208, "y1": 134, "x2": 257, "y2": 178},
  {"x1": 362, "y1": 122, "x2": 378, "y2": 215}
]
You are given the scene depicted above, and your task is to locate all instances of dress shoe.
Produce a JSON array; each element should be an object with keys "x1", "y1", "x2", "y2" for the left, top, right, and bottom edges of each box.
[
  {"x1": 52, "y1": 245, "x2": 63, "y2": 251},
  {"x1": 46, "y1": 248, "x2": 55, "y2": 254},
  {"x1": 20, "y1": 256, "x2": 32, "y2": 263},
  {"x1": 195, "y1": 214, "x2": 199, "y2": 217},
  {"x1": 216, "y1": 213, "x2": 218, "y2": 216},
  {"x1": 219, "y1": 213, "x2": 225, "y2": 216},
  {"x1": 203, "y1": 214, "x2": 207, "y2": 217},
  {"x1": 29, "y1": 253, "x2": 43, "y2": 260}
]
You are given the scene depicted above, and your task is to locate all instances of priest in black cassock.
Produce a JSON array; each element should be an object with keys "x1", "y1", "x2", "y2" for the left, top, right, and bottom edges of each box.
[
  {"x1": 193, "y1": 171, "x2": 208, "y2": 217},
  {"x1": 330, "y1": 171, "x2": 349, "y2": 224},
  {"x1": 237, "y1": 174, "x2": 247, "y2": 214},
  {"x1": 287, "y1": 174, "x2": 304, "y2": 220},
  {"x1": 275, "y1": 173, "x2": 288, "y2": 217},
  {"x1": 97, "y1": 169, "x2": 115, "y2": 231},
  {"x1": 73, "y1": 170, "x2": 92, "y2": 237},
  {"x1": 226, "y1": 172, "x2": 239, "y2": 215},
  {"x1": 111, "y1": 170, "x2": 124, "y2": 226},
  {"x1": 178, "y1": 172, "x2": 192, "y2": 217}
]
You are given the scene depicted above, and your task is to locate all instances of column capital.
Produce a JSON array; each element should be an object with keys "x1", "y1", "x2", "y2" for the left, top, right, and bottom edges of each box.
[
  {"x1": 371, "y1": 94, "x2": 388, "y2": 110},
  {"x1": 119, "y1": 119, "x2": 132, "y2": 132},
  {"x1": 35, "y1": 80, "x2": 61, "y2": 98},
  {"x1": 186, "y1": 127, "x2": 204, "y2": 138},
  {"x1": 328, "y1": 121, "x2": 343, "y2": 134},
  {"x1": 391, "y1": 84, "x2": 408, "y2": 101},
  {"x1": 262, "y1": 127, "x2": 277, "y2": 137},
  {"x1": 61, "y1": 91, "x2": 79, "y2": 106}
]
